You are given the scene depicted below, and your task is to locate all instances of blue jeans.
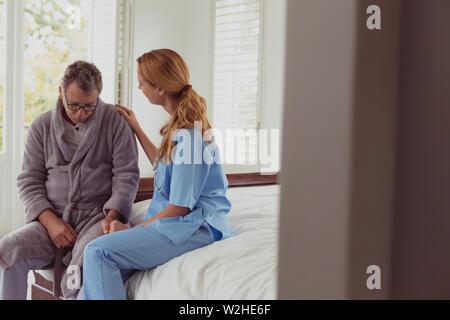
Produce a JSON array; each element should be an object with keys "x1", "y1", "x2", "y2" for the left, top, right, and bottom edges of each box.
[{"x1": 82, "y1": 221, "x2": 216, "y2": 300}]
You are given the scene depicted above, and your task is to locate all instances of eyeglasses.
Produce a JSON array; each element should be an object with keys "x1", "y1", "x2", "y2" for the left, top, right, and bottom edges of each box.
[{"x1": 64, "y1": 91, "x2": 98, "y2": 112}]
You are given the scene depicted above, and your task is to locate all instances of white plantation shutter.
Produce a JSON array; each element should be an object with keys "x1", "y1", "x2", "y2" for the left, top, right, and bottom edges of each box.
[
  {"x1": 115, "y1": 0, "x2": 134, "y2": 107},
  {"x1": 212, "y1": 0, "x2": 263, "y2": 166},
  {"x1": 0, "y1": 1, "x2": 5, "y2": 152},
  {"x1": 89, "y1": 0, "x2": 118, "y2": 103}
]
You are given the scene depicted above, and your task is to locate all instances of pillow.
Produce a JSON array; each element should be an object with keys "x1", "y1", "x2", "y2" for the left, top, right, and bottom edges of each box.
[{"x1": 129, "y1": 200, "x2": 151, "y2": 227}]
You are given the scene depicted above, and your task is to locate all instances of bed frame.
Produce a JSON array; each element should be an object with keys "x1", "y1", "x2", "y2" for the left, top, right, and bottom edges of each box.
[{"x1": 31, "y1": 172, "x2": 280, "y2": 300}]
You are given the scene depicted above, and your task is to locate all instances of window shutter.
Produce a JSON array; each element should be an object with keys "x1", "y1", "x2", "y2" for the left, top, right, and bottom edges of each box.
[
  {"x1": 212, "y1": 0, "x2": 263, "y2": 165},
  {"x1": 89, "y1": 0, "x2": 118, "y2": 104},
  {"x1": 0, "y1": 1, "x2": 5, "y2": 153}
]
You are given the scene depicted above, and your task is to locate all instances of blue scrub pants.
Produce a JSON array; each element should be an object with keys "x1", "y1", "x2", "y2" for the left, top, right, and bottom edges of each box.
[{"x1": 82, "y1": 221, "x2": 216, "y2": 300}]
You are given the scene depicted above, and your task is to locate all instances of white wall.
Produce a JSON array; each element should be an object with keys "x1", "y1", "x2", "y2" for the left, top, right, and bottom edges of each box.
[
  {"x1": 278, "y1": 0, "x2": 399, "y2": 299},
  {"x1": 131, "y1": 0, "x2": 285, "y2": 176},
  {"x1": 278, "y1": 0, "x2": 357, "y2": 299},
  {"x1": 131, "y1": 0, "x2": 210, "y2": 176},
  {"x1": 261, "y1": 0, "x2": 286, "y2": 132}
]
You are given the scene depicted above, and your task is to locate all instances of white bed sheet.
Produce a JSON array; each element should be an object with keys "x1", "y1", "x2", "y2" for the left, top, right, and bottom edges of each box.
[{"x1": 125, "y1": 184, "x2": 280, "y2": 300}]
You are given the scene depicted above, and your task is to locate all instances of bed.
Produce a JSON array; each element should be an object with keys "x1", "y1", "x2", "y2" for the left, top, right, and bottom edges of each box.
[{"x1": 31, "y1": 172, "x2": 280, "y2": 300}]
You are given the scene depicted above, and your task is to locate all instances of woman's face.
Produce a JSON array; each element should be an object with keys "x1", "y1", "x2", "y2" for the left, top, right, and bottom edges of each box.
[{"x1": 137, "y1": 69, "x2": 163, "y2": 105}]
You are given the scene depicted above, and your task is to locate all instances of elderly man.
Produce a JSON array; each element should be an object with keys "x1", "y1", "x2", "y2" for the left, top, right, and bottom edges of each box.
[{"x1": 0, "y1": 61, "x2": 140, "y2": 300}]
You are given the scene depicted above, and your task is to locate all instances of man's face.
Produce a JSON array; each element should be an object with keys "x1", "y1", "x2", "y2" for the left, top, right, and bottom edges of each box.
[{"x1": 59, "y1": 83, "x2": 99, "y2": 124}]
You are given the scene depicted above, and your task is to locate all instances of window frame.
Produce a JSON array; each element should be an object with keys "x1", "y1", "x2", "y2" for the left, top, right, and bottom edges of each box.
[
  {"x1": 0, "y1": 0, "x2": 7, "y2": 154},
  {"x1": 116, "y1": 0, "x2": 135, "y2": 108},
  {"x1": 1, "y1": 0, "x2": 26, "y2": 232}
]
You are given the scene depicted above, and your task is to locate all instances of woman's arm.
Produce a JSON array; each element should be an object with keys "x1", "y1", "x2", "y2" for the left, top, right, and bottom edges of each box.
[
  {"x1": 135, "y1": 205, "x2": 190, "y2": 227},
  {"x1": 134, "y1": 126, "x2": 159, "y2": 166},
  {"x1": 116, "y1": 104, "x2": 158, "y2": 166},
  {"x1": 108, "y1": 205, "x2": 190, "y2": 233}
]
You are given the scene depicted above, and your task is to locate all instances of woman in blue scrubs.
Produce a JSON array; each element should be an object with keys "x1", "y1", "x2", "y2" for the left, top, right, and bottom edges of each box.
[{"x1": 82, "y1": 49, "x2": 233, "y2": 300}]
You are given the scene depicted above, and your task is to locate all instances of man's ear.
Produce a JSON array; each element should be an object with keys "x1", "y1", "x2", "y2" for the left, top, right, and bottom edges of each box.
[{"x1": 58, "y1": 86, "x2": 63, "y2": 100}]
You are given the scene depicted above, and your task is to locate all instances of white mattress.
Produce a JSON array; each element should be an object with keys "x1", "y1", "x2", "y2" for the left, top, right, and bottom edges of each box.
[{"x1": 125, "y1": 184, "x2": 280, "y2": 300}]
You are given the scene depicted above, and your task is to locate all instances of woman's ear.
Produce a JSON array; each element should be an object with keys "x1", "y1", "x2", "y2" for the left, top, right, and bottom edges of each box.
[{"x1": 158, "y1": 87, "x2": 165, "y2": 97}]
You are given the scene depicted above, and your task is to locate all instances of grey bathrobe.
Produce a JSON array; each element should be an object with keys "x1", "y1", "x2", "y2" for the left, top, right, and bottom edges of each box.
[{"x1": 0, "y1": 98, "x2": 140, "y2": 298}]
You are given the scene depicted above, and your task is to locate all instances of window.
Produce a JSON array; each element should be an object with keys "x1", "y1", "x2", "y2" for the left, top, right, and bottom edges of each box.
[
  {"x1": 212, "y1": 0, "x2": 263, "y2": 166},
  {"x1": 23, "y1": 0, "x2": 118, "y2": 137},
  {"x1": 23, "y1": 0, "x2": 90, "y2": 134},
  {"x1": 0, "y1": 0, "x2": 5, "y2": 152}
]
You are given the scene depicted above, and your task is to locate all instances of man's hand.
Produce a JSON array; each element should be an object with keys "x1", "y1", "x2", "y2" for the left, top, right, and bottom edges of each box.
[
  {"x1": 38, "y1": 210, "x2": 78, "y2": 249},
  {"x1": 109, "y1": 220, "x2": 130, "y2": 233},
  {"x1": 102, "y1": 210, "x2": 122, "y2": 234}
]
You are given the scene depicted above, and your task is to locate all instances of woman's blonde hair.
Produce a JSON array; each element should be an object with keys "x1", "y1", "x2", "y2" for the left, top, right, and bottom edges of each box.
[{"x1": 137, "y1": 49, "x2": 213, "y2": 164}]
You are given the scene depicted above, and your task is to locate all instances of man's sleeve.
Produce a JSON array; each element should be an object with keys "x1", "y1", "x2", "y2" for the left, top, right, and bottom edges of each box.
[
  {"x1": 102, "y1": 114, "x2": 140, "y2": 223},
  {"x1": 17, "y1": 121, "x2": 54, "y2": 224}
]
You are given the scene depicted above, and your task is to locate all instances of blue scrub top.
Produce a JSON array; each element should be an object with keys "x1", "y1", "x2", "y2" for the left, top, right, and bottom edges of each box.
[{"x1": 145, "y1": 128, "x2": 233, "y2": 245}]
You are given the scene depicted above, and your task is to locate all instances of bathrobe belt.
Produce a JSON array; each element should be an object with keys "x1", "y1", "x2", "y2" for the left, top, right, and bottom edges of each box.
[
  {"x1": 52, "y1": 202, "x2": 73, "y2": 298},
  {"x1": 52, "y1": 201, "x2": 104, "y2": 298}
]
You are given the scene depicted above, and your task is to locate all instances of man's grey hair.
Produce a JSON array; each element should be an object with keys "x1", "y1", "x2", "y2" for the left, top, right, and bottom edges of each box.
[{"x1": 61, "y1": 60, "x2": 103, "y2": 94}]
